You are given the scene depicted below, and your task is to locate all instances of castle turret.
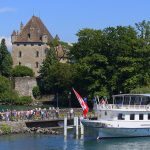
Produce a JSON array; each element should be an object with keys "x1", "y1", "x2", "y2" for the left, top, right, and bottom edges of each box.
[
  {"x1": 55, "y1": 34, "x2": 60, "y2": 41},
  {"x1": 11, "y1": 30, "x2": 17, "y2": 43},
  {"x1": 20, "y1": 22, "x2": 24, "y2": 32}
]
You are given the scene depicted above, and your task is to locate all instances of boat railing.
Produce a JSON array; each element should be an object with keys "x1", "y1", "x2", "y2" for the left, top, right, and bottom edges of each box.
[{"x1": 95, "y1": 104, "x2": 150, "y2": 111}]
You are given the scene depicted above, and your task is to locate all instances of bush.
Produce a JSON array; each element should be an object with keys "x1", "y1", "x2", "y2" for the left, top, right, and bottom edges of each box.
[
  {"x1": 15, "y1": 96, "x2": 33, "y2": 105},
  {"x1": 0, "y1": 76, "x2": 19, "y2": 104},
  {"x1": 0, "y1": 124, "x2": 11, "y2": 134},
  {"x1": 0, "y1": 90, "x2": 19, "y2": 104},
  {"x1": 0, "y1": 76, "x2": 11, "y2": 93},
  {"x1": 32, "y1": 86, "x2": 41, "y2": 99},
  {"x1": 12, "y1": 65, "x2": 34, "y2": 77}
]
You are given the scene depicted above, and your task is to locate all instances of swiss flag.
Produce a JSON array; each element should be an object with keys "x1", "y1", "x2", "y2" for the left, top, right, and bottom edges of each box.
[{"x1": 72, "y1": 88, "x2": 89, "y2": 118}]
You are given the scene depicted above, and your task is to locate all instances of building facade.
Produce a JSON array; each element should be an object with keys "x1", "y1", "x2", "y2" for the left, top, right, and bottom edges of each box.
[{"x1": 11, "y1": 16, "x2": 67, "y2": 76}]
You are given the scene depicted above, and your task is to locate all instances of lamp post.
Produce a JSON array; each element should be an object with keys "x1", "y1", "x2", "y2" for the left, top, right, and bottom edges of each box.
[{"x1": 56, "y1": 92, "x2": 58, "y2": 108}]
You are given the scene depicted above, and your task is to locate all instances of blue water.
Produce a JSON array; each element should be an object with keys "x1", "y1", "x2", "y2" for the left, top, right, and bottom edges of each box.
[{"x1": 0, "y1": 134, "x2": 150, "y2": 150}]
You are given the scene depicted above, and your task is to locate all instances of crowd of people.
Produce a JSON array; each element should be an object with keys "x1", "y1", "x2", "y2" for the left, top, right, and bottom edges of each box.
[{"x1": 0, "y1": 107, "x2": 77, "y2": 121}]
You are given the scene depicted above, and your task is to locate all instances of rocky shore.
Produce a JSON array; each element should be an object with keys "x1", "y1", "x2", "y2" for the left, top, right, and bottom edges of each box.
[{"x1": 0, "y1": 121, "x2": 60, "y2": 135}]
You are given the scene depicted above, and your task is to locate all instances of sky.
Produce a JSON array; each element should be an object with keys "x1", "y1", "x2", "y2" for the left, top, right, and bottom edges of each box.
[{"x1": 0, "y1": 0, "x2": 150, "y2": 50}]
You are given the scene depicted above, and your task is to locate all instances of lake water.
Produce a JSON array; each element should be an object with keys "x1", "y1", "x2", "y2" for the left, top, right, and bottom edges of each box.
[{"x1": 1, "y1": 134, "x2": 150, "y2": 150}]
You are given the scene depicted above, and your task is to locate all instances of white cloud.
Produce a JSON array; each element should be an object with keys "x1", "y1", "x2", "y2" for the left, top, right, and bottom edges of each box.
[
  {"x1": 0, "y1": 7, "x2": 15, "y2": 13},
  {"x1": 0, "y1": 36, "x2": 12, "y2": 51}
]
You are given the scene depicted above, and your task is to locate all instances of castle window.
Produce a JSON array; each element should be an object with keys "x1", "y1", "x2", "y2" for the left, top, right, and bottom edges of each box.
[
  {"x1": 17, "y1": 44, "x2": 20, "y2": 46},
  {"x1": 31, "y1": 44, "x2": 34, "y2": 46},
  {"x1": 18, "y1": 51, "x2": 22, "y2": 57},
  {"x1": 40, "y1": 36, "x2": 42, "y2": 41},
  {"x1": 45, "y1": 49, "x2": 48, "y2": 55},
  {"x1": 38, "y1": 44, "x2": 41, "y2": 46},
  {"x1": 19, "y1": 62, "x2": 21, "y2": 65},
  {"x1": 24, "y1": 44, "x2": 27, "y2": 46},
  {"x1": 36, "y1": 62, "x2": 39, "y2": 68},
  {"x1": 28, "y1": 34, "x2": 30, "y2": 39},
  {"x1": 36, "y1": 51, "x2": 39, "y2": 57}
]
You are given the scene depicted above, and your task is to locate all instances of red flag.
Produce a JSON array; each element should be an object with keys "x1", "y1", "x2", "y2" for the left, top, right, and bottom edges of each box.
[{"x1": 72, "y1": 88, "x2": 89, "y2": 118}]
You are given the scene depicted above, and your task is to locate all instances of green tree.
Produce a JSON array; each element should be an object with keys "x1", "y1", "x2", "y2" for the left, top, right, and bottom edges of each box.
[
  {"x1": 39, "y1": 47, "x2": 58, "y2": 93},
  {"x1": 12, "y1": 65, "x2": 34, "y2": 77},
  {"x1": 32, "y1": 86, "x2": 41, "y2": 99},
  {"x1": 70, "y1": 29, "x2": 109, "y2": 98},
  {"x1": 40, "y1": 62, "x2": 74, "y2": 94},
  {"x1": 135, "y1": 20, "x2": 150, "y2": 40},
  {"x1": 0, "y1": 39, "x2": 13, "y2": 77},
  {"x1": 0, "y1": 75, "x2": 19, "y2": 104},
  {"x1": 102, "y1": 26, "x2": 139, "y2": 94},
  {"x1": 71, "y1": 26, "x2": 144, "y2": 99}
]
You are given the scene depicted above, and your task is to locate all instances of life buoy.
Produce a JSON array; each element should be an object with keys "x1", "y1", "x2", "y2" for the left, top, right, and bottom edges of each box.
[
  {"x1": 146, "y1": 105, "x2": 150, "y2": 111},
  {"x1": 106, "y1": 105, "x2": 112, "y2": 109}
]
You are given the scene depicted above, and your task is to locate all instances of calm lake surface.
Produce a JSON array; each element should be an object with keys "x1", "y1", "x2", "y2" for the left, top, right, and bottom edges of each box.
[{"x1": 0, "y1": 134, "x2": 150, "y2": 150}]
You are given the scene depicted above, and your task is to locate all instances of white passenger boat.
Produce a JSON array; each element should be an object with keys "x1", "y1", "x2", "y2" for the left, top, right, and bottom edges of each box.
[{"x1": 81, "y1": 94, "x2": 150, "y2": 138}]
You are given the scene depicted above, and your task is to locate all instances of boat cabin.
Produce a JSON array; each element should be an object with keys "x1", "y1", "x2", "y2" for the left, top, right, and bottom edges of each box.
[{"x1": 95, "y1": 94, "x2": 150, "y2": 122}]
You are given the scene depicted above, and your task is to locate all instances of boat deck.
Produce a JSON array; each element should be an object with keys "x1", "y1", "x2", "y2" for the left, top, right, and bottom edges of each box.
[{"x1": 94, "y1": 104, "x2": 150, "y2": 111}]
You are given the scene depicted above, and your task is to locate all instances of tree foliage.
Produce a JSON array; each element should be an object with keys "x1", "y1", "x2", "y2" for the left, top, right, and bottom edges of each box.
[
  {"x1": 12, "y1": 65, "x2": 34, "y2": 77},
  {"x1": 0, "y1": 39, "x2": 13, "y2": 77},
  {"x1": 70, "y1": 21, "x2": 150, "y2": 99},
  {"x1": 32, "y1": 86, "x2": 41, "y2": 99},
  {"x1": 39, "y1": 20, "x2": 150, "y2": 105},
  {"x1": 39, "y1": 40, "x2": 75, "y2": 106},
  {"x1": 0, "y1": 76, "x2": 33, "y2": 105},
  {"x1": 0, "y1": 76, "x2": 19, "y2": 104}
]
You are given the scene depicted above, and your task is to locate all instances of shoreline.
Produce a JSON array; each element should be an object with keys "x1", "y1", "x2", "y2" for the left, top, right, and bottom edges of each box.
[{"x1": 0, "y1": 121, "x2": 61, "y2": 136}]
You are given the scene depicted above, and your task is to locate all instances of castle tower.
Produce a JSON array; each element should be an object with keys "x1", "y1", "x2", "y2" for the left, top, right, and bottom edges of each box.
[{"x1": 11, "y1": 16, "x2": 53, "y2": 76}]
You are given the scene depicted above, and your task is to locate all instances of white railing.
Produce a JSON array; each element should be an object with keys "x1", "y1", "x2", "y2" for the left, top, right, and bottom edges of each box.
[{"x1": 95, "y1": 104, "x2": 150, "y2": 111}]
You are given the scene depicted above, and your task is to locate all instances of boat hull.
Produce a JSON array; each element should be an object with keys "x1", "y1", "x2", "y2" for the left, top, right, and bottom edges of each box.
[
  {"x1": 81, "y1": 119, "x2": 150, "y2": 138},
  {"x1": 98, "y1": 128, "x2": 150, "y2": 138}
]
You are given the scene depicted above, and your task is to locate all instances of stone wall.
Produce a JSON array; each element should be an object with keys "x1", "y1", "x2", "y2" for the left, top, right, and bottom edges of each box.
[
  {"x1": 12, "y1": 43, "x2": 48, "y2": 76},
  {"x1": 14, "y1": 77, "x2": 37, "y2": 98}
]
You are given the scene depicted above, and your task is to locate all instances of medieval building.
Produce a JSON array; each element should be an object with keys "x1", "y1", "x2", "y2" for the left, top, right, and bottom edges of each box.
[{"x1": 11, "y1": 16, "x2": 67, "y2": 76}]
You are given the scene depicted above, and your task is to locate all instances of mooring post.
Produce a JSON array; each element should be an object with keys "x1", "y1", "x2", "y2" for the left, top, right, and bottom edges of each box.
[
  {"x1": 80, "y1": 118, "x2": 84, "y2": 135},
  {"x1": 64, "y1": 117, "x2": 67, "y2": 137},
  {"x1": 74, "y1": 117, "x2": 76, "y2": 126},
  {"x1": 75, "y1": 116, "x2": 79, "y2": 136}
]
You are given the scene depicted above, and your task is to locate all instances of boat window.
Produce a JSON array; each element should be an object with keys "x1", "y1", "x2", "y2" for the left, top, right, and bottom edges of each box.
[
  {"x1": 124, "y1": 96, "x2": 130, "y2": 105},
  {"x1": 139, "y1": 114, "x2": 143, "y2": 120},
  {"x1": 130, "y1": 96, "x2": 141, "y2": 105},
  {"x1": 130, "y1": 114, "x2": 135, "y2": 120},
  {"x1": 148, "y1": 114, "x2": 150, "y2": 120},
  {"x1": 118, "y1": 113, "x2": 125, "y2": 120},
  {"x1": 142, "y1": 97, "x2": 150, "y2": 105},
  {"x1": 115, "y1": 97, "x2": 123, "y2": 104}
]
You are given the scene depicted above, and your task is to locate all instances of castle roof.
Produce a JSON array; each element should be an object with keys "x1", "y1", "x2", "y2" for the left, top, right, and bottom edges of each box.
[{"x1": 14, "y1": 16, "x2": 53, "y2": 43}]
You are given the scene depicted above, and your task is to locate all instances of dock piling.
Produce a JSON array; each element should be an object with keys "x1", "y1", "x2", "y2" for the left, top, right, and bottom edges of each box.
[
  {"x1": 80, "y1": 118, "x2": 84, "y2": 135},
  {"x1": 64, "y1": 117, "x2": 67, "y2": 137},
  {"x1": 75, "y1": 117, "x2": 79, "y2": 136}
]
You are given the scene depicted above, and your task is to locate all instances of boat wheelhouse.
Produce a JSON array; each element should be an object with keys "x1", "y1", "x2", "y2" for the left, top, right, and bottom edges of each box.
[{"x1": 81, "y1": 94, "x2": 150, "y2": 138}]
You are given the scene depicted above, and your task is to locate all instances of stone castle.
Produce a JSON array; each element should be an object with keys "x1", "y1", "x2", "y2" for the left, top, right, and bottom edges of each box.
[{"x1": 11, "y1": 16, "x2": 67, "y2": 76}]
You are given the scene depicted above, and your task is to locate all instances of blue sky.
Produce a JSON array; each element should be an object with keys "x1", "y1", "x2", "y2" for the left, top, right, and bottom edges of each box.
[{"x1": 0, "y1": 0, "x2": 150, "y2": 49}]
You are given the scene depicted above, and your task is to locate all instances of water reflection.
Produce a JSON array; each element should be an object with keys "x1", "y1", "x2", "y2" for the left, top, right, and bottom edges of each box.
[
  {"x1": 84, "y1": 137, "x2": 150, "y2": 150},
  {"x1": 0, "y1": 134, "x2": 150, "y2": 150}
]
